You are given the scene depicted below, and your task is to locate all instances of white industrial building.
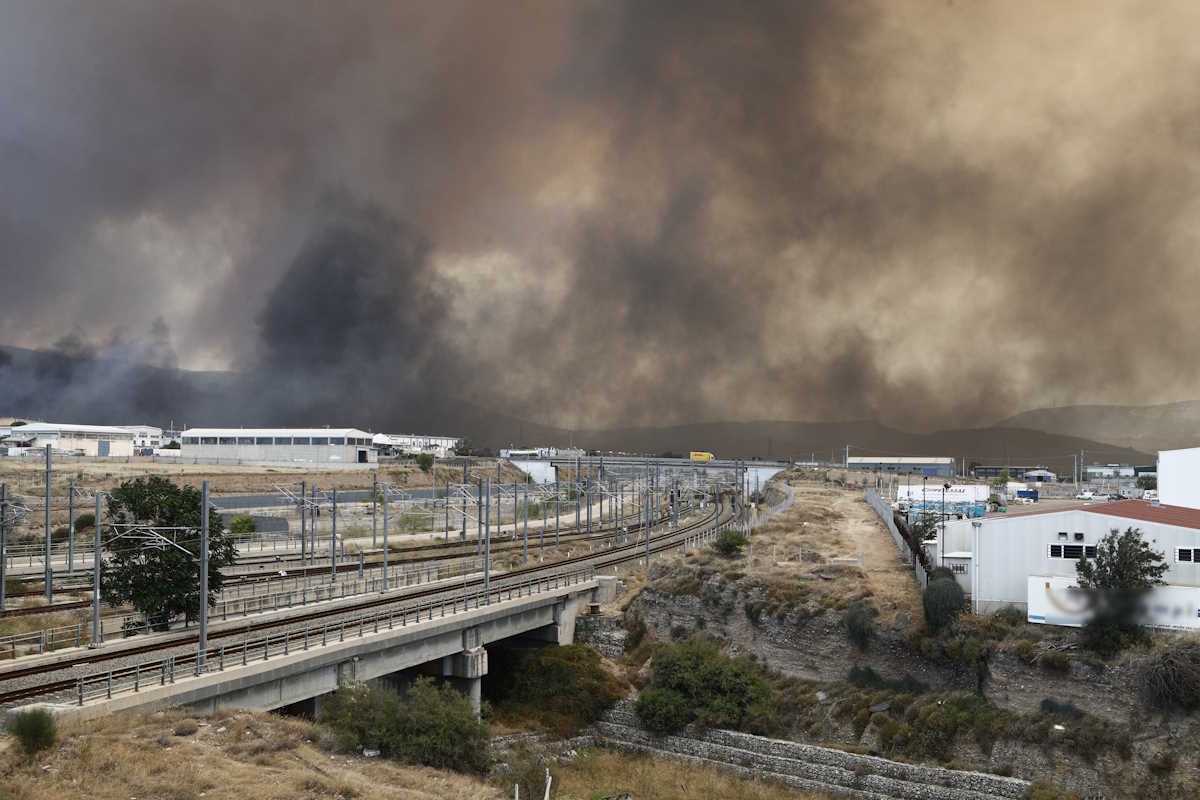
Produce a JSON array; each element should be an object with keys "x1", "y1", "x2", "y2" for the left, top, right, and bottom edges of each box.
[
  {"x1": 1084, "y1": 464, "x2": 1135, "y2": 479},
  {"x1": 847, "y1": 456, "x2": 955, "y2": 477},
  {"x1": 2, "y1": 422, "x2": 135, "y2": 457},
  {"x1": 120, "y1": 424, "x2": 163, "y2": 451},
  {"x1": 372, "y1": 433, "x2": 458, "y2": 458},
  {"x1": 181, "y1": 428, "x2": 377, "y2": 464},
  {"x1": 932, "y1": 446, "x2": 1200, "y2": 629}
]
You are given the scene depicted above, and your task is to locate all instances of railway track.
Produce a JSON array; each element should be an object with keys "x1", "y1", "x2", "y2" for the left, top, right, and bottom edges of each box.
[
  {"x1": 0, "y1": 504, "x2": 728, "y2": 706},
  {"x1": 0, "y1": 510, "x2": 659, "y2": 618}
]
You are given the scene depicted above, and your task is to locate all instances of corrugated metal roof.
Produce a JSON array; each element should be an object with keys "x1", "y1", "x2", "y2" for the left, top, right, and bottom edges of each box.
[
  {"x1": 181, "y1": 427, "x2": 373, "y2": 438},
  {"x1": 846, "y1": 456, "x2": 954, "y2": 465},
  {"x1": 1082, "y1": 499, "x2": 1200, "y2": 531},
  {"x1": 11, "y1": 422, "x2": 134, "y2": 436}
]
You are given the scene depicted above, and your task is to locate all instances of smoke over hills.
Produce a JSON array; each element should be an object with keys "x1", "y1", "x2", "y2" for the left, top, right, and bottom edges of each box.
[{"x1": 2, "y1": 2, "x2": 1200, "y2": 432}]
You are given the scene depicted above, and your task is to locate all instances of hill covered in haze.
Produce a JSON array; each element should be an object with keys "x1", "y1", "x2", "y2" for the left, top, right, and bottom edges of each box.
[
  {"x1": 999, "y1": 402, "x2": 1200, "y2": 455},
  {"x1": 0, "y1": 344, "x2": 1152, "y2": 470}
]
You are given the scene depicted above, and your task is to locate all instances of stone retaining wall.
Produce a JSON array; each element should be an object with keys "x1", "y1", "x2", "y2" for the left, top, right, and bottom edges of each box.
[{"x1": 580, "y1": 700, "x2": 1030, "y2": 800}]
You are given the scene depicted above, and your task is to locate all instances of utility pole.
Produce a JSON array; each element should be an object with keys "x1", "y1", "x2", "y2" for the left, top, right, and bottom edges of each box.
[
  {"x1": 372, "y1": 472, "x2": 378, "y2": 548},
  {"x1": 476, "y1": 478, "x2": 483, "y2": 555},
  {"x1": 522, "y1": 483, "x2": 528, "y2": 563},
  {"x1": 198, "y1": 480, "x2": 209, "y2": 671},
  {"x1": 460, "y1": 460, "x2": 468, "y2": 541},
  {"x1": 555, "y1": 478, "x2": 560, "y2": 545},
  {"x1": 644, "y1": 462, "x2": 651, "y2": 572},
  {"x1": 91, "y1": 491, "x2": 102, "y2": 647},
  {"x1": 44, "y1": 444, "x2": 52, "y2": 601}
]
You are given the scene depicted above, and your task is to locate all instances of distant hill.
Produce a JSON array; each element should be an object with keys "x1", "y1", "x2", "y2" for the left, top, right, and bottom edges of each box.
[
  {"x1": 0, "y1": 344, "x2": 1151, "y2": 471},
  {"x1": 999, "y1": 402, "x2": 1200, "y2": 455}
]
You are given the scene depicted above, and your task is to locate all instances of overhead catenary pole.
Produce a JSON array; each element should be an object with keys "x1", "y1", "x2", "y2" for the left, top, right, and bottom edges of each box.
[
  {"x1": 91, "y1": 491, "x2": 102, "y2": 647},
  {"x1": 554, "y1": 477, "x2": 560, "y2": 545},
  {"x1": 44, "y1": 444, "x2": 52, "y2": 601},
  {"x1": 382, "y1": 484, "x2": 389, "y2": 592},
  {"x1": 460, "y1": 460, "x2": 468, "y2": 541},
  {"x1": 522, "y1": 483, "x2": 528, "y2": 563},
  {"x1": 299, "y1": 480, "x2": 307, "y2": 562},
  {"x1": 67, "y1": 480, "x2": 75, "y2": 576},
  {"x1": 483, "y1": 477, "x2": 491, "y2": 603},
  {"x1": 476, "y1": 478, "x2": 483, "y2": 555},
  {"x1": 0, "y1": 484, "x2": 7, "y2": 611},
  {"x1": 198, "y1": 480, "x2": 209, "y2": 671},
  {"x1": 331, "y1": 488, "x2": 338, "y2": 582},
  {"x1": 372, "y1": 472, "x2": 378, "y2": 548}
]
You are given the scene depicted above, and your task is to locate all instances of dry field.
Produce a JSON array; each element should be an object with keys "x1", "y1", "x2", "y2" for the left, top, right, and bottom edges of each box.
[
  {"x1": 0, "y1": 709, "x2": 830, "y2": 800},
  {"x1": 651, "y1": 473, "x2": 921, "y2": 624}
]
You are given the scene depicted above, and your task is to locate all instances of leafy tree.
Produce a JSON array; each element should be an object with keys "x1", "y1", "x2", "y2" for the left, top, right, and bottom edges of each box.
[
  {"x1": 101, "y1": 477, "x2": 236, "y2": 629},
  {"x1": 1136, "y1": 475, "x2": 1157, "y2": 490},
  {"x1": 453, "y1": 438, "x2": 473, "y2": 456},
  {"x1": 1075, "y1": 526, "x2": 1167, "y2": 655},
  {"x1": 161, "y1": 440, "x2": 181, "y2": 450},
  {"x1": 712, "y1": 528, "x2": 748, "y2": 557},
  {"x1": 416, "y1": 452, "x2": 434, "y2": 472},
  {"x1": 229, "y1": 514, "x2": 256, "y2": 534}
]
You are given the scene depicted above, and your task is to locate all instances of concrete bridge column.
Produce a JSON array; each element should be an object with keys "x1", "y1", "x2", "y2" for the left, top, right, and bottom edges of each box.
[{"x1": 442, "y1": 627, "x2": 488, "y2": 716}]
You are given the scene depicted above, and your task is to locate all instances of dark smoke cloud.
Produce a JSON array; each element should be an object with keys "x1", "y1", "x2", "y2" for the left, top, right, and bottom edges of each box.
[{"x1": 2, "y1": 0, "x2": 1199, "y2": 434}]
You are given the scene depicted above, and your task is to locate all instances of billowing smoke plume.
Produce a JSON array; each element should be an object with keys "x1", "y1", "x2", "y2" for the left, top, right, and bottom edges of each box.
[{"x1": 2, "y1": 0, "x2": 1200, "y2": 434}]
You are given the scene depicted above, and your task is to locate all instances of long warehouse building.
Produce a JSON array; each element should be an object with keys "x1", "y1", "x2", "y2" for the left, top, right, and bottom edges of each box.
[{"x1": 180, "y1": 428, "x2": 377, "y2": 464}]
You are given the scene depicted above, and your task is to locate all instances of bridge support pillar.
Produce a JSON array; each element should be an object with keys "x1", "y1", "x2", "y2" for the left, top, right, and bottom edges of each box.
[{"x1": 443, "y1": 628, "x2": 488, "y2": 716}]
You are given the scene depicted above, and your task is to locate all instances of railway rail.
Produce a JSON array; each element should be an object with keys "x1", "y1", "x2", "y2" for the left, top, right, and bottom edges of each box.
[{"x1": 0, "y1": 503, "x2": 731, "y2": 707}]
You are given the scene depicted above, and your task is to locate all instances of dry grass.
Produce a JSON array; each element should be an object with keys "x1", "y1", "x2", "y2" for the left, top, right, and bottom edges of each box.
[
  {"x1": 553, "y1": 749, "x2": 829, "y2": 800},
  {"x1": 649, "y1": 476, "x2": 920, "y2": 626},
  {"x1": 0, "y1": 709, "x2": 499, "y2": 800}
]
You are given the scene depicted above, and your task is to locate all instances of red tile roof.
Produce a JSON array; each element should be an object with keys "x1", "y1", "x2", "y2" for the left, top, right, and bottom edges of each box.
[{"x1": 1082, "y1": 499, "x2": 1200, "y2": 531}]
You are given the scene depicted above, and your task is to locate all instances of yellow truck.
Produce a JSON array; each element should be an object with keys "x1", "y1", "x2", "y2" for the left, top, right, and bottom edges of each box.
[{"x1": 689, "y1": 451, "x2": 715, "y2": 463}]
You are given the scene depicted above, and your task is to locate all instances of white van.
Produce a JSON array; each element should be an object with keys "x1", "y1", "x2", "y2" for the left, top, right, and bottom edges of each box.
[{"x1": 1143, "y1": 489, "x2": 1158, "y2": 502}]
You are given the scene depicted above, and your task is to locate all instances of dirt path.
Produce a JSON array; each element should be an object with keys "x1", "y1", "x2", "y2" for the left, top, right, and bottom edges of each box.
[{"x1": 830, "y1": 490, "x2": 921, "y2": 623}]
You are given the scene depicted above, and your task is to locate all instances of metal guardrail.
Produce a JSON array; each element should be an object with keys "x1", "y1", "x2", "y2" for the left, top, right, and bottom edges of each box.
[
  {"x1": 864, "y1": 489, "x2": 928, "y2": 589},
  {"x1": 73, "y1": 566, "x2": 597, "y2": 706}
]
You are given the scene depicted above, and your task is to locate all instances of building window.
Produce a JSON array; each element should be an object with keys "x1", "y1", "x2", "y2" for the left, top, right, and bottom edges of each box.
[
  {"x1": 273, "y1": 437, "x2": 292, "y2": 445},
  {"x1": 1177, "y1": 548, "x2": 1200, "y2": 563},
  {"x1": 237, "y1": 437, "x2": 253, "y2": 445},
  {"x1": 951, "y1": 563, "x2": 967, "y2": 574},
  {"x1": 293, "y1": 437, "x2": 311, "y2": 445},
  {"x1": 330, "y1": 437, "x2": 345, "y2": 445},
  {"x1": 218, "y1": 437, "x2": 236, "y2": 445},
  {"x1": 201, "y1": 437, "x2": 218, "y2": 445},
  {"x1": 1050, "y1": 545, "x2": 1062, "y2": 558},
  {"x1": 183, "y1": 437, "x2": 198, "y2": 445},
  {"x1": 312, "y1": 437, "x2": 329, "y2": 445},
  {"x1": 1050, "y1": 544, "x2": 1096, "y2": 560},
  {"x1": 255, "y1": 437, "x2": 272, "y2": 445}
]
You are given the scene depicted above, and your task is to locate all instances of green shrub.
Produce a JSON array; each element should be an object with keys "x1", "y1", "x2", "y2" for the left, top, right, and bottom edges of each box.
[
  {"x1": 229, "y1": 514, "x2": 257, "y2": 535},
  {"x1": 416, "y1": 453, "x2": 434, "y2": 472},
  {"x1": 50, "y1": 526, "x2": 71, "y2": 543},
  {"x1": 9, "y1": 708, "x2": 57, "y2": 755},
  {"x1": 635, "y1": 687, "x2": 692, "y2": 734},
  {"x1": 844, "y1": 601, "x2": 876, "y2": 651},
  {"x1": 847, "y1": 665, "x2": 927, "y2": 694},
  {"x1": 320, "y1": 678, "x2": 490, "y2": 775},
  {"x1": 1138, "y1": 637, "x2": 1200, "y2": 712},
  {"x1": 712, "y1": 529, "x2": 748, "y2": 557},
  {"x1": 923, "y1": 578, "x2": 965, "y2": 631},
  {"x1": 928, "y1": 566, "x2": 956, "y2": 582},
  {"x1": 74, "y1": 512, "x2": 95, "y2": 530},
  {"x1": 490, "y1": 645, "x2": 624, "y2": 736},
  {"x1": 172, "y1": 719, "x2": 199, "y2": 736},
  {"x1": 634, "y1": 639, "x2": 776, "y2": 736},
  {"x1": 1039, "y1": 698, "x2": 1084, "y2": 719}
]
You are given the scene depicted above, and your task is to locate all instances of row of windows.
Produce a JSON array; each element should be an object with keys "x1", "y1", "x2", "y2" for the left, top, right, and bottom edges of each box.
[
  {"x1": 182, "y1": 436, "x2": 371, "y2": 446},
  {"x1": 1176, "y1": 549, "x2": 1200, "y2": 563},
  {"x1": 1048, "y1": 544, "x2": 1098, "y2": 560}
]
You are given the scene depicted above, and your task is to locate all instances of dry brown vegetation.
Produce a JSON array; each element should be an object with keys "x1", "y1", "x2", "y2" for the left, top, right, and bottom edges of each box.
[
  {"x1": 554, "y1": 749, "x2": 829, "y2": 800},
  {"x1": 649, "y1": 474, "x2": 920, "y2": 625},
  {"x1": 0, "y1": 709, "x2": 497, "y2": 800},
  {"x1": 0, "y1": 709, "x2": 832, "y2": 800}
]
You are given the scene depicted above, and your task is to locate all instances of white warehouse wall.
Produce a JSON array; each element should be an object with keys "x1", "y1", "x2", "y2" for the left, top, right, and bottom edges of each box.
[{"x1": 1159, "y1": 447, "x2": 1200, "y2": 510}]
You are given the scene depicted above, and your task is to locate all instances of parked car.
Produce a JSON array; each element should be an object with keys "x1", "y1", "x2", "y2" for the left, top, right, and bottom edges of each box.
[{"x1": 1075, "y1": 490, "x2": 1094, "y2": 500}]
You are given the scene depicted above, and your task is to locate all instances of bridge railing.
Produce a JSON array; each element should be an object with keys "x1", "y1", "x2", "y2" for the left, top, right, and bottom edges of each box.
[{"x1": 71, "y1": 566, "x2": 598, "y2": 707}]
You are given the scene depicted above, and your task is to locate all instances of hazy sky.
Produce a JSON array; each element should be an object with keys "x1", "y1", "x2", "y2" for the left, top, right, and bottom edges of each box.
[{"x1": 2, "y1": 0, "x2": 1198, "y2": 431}]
